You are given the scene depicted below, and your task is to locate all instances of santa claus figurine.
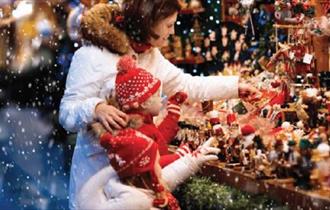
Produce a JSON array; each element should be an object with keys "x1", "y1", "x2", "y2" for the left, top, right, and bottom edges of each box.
[
  {"x1": 240, "y1": 124, "x2": 256, "y2": 169},
  {"x1": 315, "y1": 142, "x2": 330, "y2": 190},
  {"x1": 241, "y1": 124, "x2": 256, "y2": 149},
  {"x1": 212, "y1": 124, "x2": 227, "y2": 162}
]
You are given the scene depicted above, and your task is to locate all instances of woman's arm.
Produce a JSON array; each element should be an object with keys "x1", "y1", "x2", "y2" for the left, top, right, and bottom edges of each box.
[
  {"x1": 59, "y1": 47, "x2": 111, "y2": 132},
  {"x1": 153, "y1": 49, "x2": 239, "y2": 101},
  {"x1": 77, "y1": 166, "x2": 155, "y2": 210}
]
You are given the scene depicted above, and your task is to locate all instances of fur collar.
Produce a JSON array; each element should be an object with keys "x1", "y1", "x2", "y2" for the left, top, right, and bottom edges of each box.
[{"x1": 80, "y1": 3, "x2": 130, "y2": 55}]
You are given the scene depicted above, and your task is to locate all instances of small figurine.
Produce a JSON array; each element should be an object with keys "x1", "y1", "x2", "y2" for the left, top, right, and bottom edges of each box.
[
  {"x1": 172, "y1": 35, "x2": 183, "y2": 60},
  {"x1": 226, "y1": 137, "x2": 241, "y2": 165},
  {"x1": 253, "y1": 134, "x2": 266, "y2": 153},
  {"x1": 315, "y1": 142, "x2": 330, "y2": 190},
  {"x1": 188, "y1": 0, "x2": 202, "y2": 10},
  {"x1": 284, "y1": 140, "x2": 299, "y2": 177},
  {"x1": 212, "y1": 124, "x2": 227, "y2": 162},
  {"x1": 240, "y1": 125, "x2": 258, "y2": 169},
  {"x1": 281, "y1": 121, "x2": 296, "y2": 144},
  {"x1": 269, "y1": 104, "x2": 282, "y2": 126},
  {"x1": 160, "y1": 39, "x2": 174, "y2": 60},
  {"x1": 221, "y1": 36, "x2": 229, "y2": 48},
  {"x1": 274, "y1": 0, "x2": 311, "y2": 24},
  {"x1": 269, "y1": 139, "x2": 287, "y2": 178},
  {"x1": 230, "y1": 29, "x2": 238, "y2": 41},
  {"x1": 254, "y1": 149, "x2": 272, "y2": 179},
  {"x1": 207, "y1": 110, "x2": 220, "y2": 126},
  {"x1": 240, "y1": 124, "x2": 256, "y2": 149},
  {"x1": 293, "y1": 121, "x2": 305, "y2": 141},
  {"x1": 228, "y1": 3, "x2": 240, "y2": 20},
  {"x1": 292, "y1": 139, "x2": 314, "y2": 189},
  {"x1": 225, "y1": 123, "x2": 241, "y2": 165},
  {"x1": 300, "y1": 88, "x2": 322, "y2": 128},
  {"x1": 288, "y1": 102, "x2": 309, "y2": 124},
  {"x1": 184, "y1": 38, "x2": 193, "y2": 59},
  {"x1": 240, "y1": 146, "x2": 251, "y2": 169},
  {"x1": 221, "y1": 25, "x2": 228, "y2": 37}
]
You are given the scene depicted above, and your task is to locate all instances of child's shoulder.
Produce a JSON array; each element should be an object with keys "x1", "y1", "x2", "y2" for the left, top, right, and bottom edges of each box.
[{"x1": 116, "y1": 128, "x2": 155, "y2": 142}]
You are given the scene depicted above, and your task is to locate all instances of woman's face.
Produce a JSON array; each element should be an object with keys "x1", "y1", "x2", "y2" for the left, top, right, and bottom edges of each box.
[{"x1": 149, "y1": 12, "x2": 178, "y2": 48}]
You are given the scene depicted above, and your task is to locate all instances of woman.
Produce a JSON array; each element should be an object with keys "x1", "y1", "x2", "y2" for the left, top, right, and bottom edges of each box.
[{"x1": 59, "y1": 1, "x2": 258, "y2": 209}]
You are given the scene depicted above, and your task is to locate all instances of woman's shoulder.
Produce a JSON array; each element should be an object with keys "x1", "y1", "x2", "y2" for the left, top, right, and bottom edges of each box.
[
  {"x1": 74, "y1": 45, "x2": 121, "y2": 66},
  {"x1": 76, "y1": 45, "x2": 121, "y2": 59}
]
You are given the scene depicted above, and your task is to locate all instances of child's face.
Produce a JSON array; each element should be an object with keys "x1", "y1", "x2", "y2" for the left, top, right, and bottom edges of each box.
[{"x1": 142, "y1": 89, "x2": 162, "y2": 116}]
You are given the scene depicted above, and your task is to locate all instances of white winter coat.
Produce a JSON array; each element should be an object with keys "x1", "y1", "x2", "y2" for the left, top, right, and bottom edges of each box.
[{"x1": 59, "y1": 44, "x2": 238, "y2": 209}]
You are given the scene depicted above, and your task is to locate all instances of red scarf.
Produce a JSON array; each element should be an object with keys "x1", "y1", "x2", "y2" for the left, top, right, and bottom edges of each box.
[
  {"x1": 130, "y1": 40, "x2": 152, "y2": 54},
  {"x1": 115, "y1": 15, "x2": 152, "y2": 54}
]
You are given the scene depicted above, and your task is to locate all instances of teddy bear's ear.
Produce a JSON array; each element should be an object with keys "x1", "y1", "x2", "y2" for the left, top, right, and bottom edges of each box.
[{"x1": 80, "y1": 3, "x2": 129, "y2": 55}]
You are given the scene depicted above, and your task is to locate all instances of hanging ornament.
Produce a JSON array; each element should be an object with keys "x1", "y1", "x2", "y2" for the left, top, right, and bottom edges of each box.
[
  {"x1": 306, "y1": 16, "x2": 330, "y2": 37},
  {"x1": 12, "y1": 0, "x2": 33, "y2": 20},
  {"x1": 239, "y1": 0, "x2": 255, "y2": 38},
  {"x1": 240, "y1": 0, "x2": 254, "y2": 8},
  {"x1": 189, "y1": 0, "x2": 202, "y2": 10},
  {"x1": 274, "y1": 0, "x2": 314, "y2": 24}
]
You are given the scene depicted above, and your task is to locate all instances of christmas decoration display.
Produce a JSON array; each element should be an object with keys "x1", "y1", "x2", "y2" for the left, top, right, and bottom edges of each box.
[
  {"x1": 274, "y1": 0, "x2": 314, "y2": 24},
  {"x1": 1, "y1": 1, "x2": 330, "y2": 209},
  {"x1": 167, "y1": 2, "x2": 329, "y2": 205},
  {"x1": 161, "y1": 0, "x2": 254, "y2": 75},
  {"x1": 306, "y1": 15, "x2": 330, "y2": 37}
]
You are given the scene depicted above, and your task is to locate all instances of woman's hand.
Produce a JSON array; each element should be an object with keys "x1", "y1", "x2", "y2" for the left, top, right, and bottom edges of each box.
[
  {"x1": 94, "y1": 102, "x2": 128, "y2": 132},
  {"x1": 238, "y1": 82, "x2": 261, "y2": 102}
]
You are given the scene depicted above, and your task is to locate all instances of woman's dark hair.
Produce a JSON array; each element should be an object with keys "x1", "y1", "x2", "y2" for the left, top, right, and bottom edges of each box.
[{"x1": 122, "y1": 0, "x2": 182, "y2": 43}]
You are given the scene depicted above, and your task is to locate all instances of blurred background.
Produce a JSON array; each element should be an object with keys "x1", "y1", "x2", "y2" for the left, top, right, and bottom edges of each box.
[
  {"x1": 1, "y1": 0, "x2": 324, "y2": 209},
  {"x1": 0, "y1": 0, "x2": 278, "y2": 209},
  {"x1": 0, "y1": 1, "x2": 92, "y2": 209}
]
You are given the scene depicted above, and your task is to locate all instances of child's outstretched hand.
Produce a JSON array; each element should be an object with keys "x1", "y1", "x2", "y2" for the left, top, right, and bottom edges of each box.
[
  {"x1": 167, "y1": 92, "x2": 188, "y2": 119},
  {"x1": 168, "y1": 92, "x2": 188, "y2": 105}
]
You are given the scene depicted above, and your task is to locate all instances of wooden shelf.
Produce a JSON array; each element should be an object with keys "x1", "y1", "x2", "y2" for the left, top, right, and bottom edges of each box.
[
  {"x1": 202, "y1": 161, "x2": 330, "y2": 210},
  {"x1": 273, "y1": 24, "x2": 305, "y2": 29},
  {"x1": 170, "y1": 57, "x2": 205, "y2": 65},
  {"x1": 224, "y1": 16, "x2": 242, "y2": 25},
  {"x1": 179, "y1": 7, "x2": 205, "y2": 15}
]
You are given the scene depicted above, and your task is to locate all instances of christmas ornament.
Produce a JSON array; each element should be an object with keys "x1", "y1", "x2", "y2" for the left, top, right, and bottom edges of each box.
[{"x1": 240, "y1": 0, "x2": 254, "y2": 8}]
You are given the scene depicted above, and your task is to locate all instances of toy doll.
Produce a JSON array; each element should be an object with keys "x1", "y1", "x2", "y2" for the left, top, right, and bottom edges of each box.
[
  {"x1": 269, "y1": 139, "x2": 287, "y2": 178},
  {"x1": 292, "y1": 139, "x2": 314, "y2": 189},
  {"x1": 254, "y1": 149, "x2": 272, "y2": 179}
]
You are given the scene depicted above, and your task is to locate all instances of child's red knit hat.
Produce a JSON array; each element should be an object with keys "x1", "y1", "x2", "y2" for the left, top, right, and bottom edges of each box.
[{"x1": 115, "y1": 55, "x2": 161, "y2": 107}]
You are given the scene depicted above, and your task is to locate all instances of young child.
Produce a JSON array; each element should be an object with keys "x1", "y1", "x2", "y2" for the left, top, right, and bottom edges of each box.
[{"x1": 93, "y1": 55, "x2": 187, "y2": 209}]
